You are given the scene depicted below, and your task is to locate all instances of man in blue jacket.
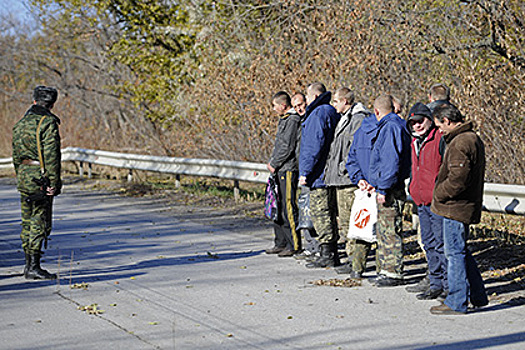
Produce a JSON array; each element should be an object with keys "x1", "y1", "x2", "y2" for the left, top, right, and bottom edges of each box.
[
  {"x1": 369, "y1": 95, "x2": 411, "y2": 287},
  {"x1": 299, "y1": 82, "x2": 340, "y2": 268}
]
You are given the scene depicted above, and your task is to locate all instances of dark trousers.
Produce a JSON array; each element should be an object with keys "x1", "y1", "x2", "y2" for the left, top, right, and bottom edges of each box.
[{"x1": 273, "y1": 171, "x2": 300, "y2": 251}]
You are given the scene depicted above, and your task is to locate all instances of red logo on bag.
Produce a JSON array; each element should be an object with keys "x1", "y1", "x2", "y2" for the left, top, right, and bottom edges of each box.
[{"x1": 353, "y1": 209, "x2": 371, "y2": 229}]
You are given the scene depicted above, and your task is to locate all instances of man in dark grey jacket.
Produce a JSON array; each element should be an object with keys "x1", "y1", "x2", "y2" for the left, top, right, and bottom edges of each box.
[
  {"x1": 321, "y1": 87, "x2": 368, "y2": 273},
  {"x1": 266, "y1": 91, "x2": 302, "y2": 257}
]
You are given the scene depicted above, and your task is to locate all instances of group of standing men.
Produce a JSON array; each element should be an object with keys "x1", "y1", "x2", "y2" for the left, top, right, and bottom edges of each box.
[{"x1": 266, "y1": 82, "x2": 488, "y2": 315}]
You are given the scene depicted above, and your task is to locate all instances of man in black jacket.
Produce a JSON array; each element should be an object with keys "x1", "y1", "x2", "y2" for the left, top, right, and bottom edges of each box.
[{"x1": 266, "y1": 91, "x2": 302, "y2": 257}]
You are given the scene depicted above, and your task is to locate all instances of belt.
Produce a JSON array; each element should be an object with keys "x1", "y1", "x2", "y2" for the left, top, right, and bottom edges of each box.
[{"x1": 21, "y1": 159, "x2": 40, "y2": 166}]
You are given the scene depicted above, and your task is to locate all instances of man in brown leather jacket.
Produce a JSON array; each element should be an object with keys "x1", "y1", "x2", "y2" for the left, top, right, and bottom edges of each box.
[{"x1": 429, "y1": 104, "x2": 488, "y2": 315}]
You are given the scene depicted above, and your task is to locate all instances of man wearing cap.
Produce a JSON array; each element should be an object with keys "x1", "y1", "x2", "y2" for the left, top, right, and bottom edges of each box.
[
  {"x1": 406, "y1": 102, "x2": 447, "y2": 300},
  {"x1": 12, "y1": 86, "x2": 62, "y2": 280}
]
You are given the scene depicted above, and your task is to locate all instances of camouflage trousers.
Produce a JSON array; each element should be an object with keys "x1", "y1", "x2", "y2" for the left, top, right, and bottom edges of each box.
[
  {"x1": 377, "y1": 188, "x2": 406, "y2": 279},
  {"x1": 335, "y1": 186, "x2": 355, "y2": 242},
  {"x1": 309, "y1": 187, "x2": 338, "y2": 245},
  {"x1": 351, "y1": 240, "x2": 380, "y2": 274},
  {"x1": 20, "y1": 196, "x2": 53, "y2": 254},
  {"x1": 336, "y1": 187, "x2": 380, "y2": 273}
]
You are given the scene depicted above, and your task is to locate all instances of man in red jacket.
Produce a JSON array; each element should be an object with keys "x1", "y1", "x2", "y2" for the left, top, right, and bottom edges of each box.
[{"x1": 406, "y1": 103, "x2": 447, "y2": 300}]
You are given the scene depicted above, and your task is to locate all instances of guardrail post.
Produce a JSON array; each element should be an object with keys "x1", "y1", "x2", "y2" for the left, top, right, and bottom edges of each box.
[
  {"x1": 88, "y1": 163, "x2": 92, "y2": 179},
  {"x1": 79, "y1": 161, "x2": 84, "y2": 177},
  {"x1": 175, "y1": 174, "x2": 181, "y2": 188},
  {"x1": 234, "y1": 180, "x2": 240, "y2": 203},
  {"x1": 127, "y1": 169, "x2": 133, "y2": 182}
]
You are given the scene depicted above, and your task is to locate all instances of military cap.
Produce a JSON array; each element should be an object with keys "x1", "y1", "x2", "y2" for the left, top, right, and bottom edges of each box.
[{"x1": 33, "y1": 86, "x2": 58, "y2": 104}]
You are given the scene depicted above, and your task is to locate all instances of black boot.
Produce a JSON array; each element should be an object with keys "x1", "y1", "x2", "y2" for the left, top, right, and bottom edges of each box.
[
  {"x1": 25, "y1": 253, "x2": 57, "y2": 280},
  {"x1": 305, "y1": 244, "x2": 338, "y2": 268}
]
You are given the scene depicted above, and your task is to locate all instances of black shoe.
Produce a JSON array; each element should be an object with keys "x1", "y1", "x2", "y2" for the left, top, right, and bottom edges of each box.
[
  {"x1": 277, "y1": 249, "x2": 296, "y2": 257},
  {"x1": 349, "y1": 270, "x2": 363, "y2": 279},
  {"x1": 470, "y1": 298, "x2": 489, "y2": 308},
  {"x1": 305, "y1": 244, "x2": 338, "y2": 268},
  {"x1": 334, "y1": 263, "x2": 352, "y2": 275},
  {"x1": 417, "y1": 288, "x2": 443, "y2": 300},
  {"x1": 437, "y1": 290, "x2": 449, "y2": 302},
  {"x1": 406, "y1": 275, "x2": 430, "y2": 293},
  {"x1": 265, "y1": 246, "x2": 285, "y2": 254},
  {"x1": 376, "y1": 277, "x2": 404, "y2": 287},
  {"x1": 25, "y1": 254, "x2": 57, "y2": 280}
]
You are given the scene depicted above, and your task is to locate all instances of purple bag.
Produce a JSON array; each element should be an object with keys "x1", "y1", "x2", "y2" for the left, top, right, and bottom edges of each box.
[{"x1": 264, "y1": 174, "x2": 279, "y2": 222}]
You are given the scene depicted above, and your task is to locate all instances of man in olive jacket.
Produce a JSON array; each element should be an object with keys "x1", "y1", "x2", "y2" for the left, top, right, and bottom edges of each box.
[
  {"x1": 266, "y1": 91, "x2": 302, "y2": 257},
  {"x1": 12, "y1": 86, "x2": 62, "y2": 280},
  {"x1": 430, "y1": 104, "x2": 488, "y2": 315}
]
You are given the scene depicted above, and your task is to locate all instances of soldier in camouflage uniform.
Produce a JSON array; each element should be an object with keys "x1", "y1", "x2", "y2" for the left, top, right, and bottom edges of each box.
[{"x1": 12, "y1": 86, "x2": 62, "y2": 280}]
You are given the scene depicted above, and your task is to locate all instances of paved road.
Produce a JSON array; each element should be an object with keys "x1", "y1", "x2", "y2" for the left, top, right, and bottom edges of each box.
[{"x1": 1, "y1": 183, "x2": 524, "y2": 350}]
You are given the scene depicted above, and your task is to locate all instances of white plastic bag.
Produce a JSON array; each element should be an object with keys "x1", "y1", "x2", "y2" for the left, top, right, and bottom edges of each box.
[{"x1": 347, "y1": 189, "x2": 377, "y2": 243}]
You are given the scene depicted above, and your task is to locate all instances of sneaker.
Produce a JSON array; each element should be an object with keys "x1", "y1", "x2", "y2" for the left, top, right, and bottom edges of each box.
[
  {"x1": 293, "y1": 250, "x2": 312, "y2": 260},
  {"x1": 369, "y1": 274, "x2": 387, "y2": 286},
  {"x1": 349, "y1": 270, "x2": 363, "y2": 279},
  {"x1": 430, "y1": 303, "x2": 466, "y2": 315},
  {"x1": 277, "y1": 250, "x2": 296, "y2": 258},
  {"x1": 265, "y1": 246, "x2": 285, "y2": 254},
  {"x1": 405, "y1": 275, "x2": 430, "y2": 293},
  {"x1": 416, "y1": 288, "x2": 443, "y2": 300},
  {"x1": 375, "y1": 276, "x2": 404, "y2": 288},
  {"x1": 334, "y1": 263, "x2": 352, "y2": 275}
]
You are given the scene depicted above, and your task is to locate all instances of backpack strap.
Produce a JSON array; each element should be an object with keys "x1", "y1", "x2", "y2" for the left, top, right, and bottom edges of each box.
[{"x1": 36, "y1": 115, "x2": 47, "y2": 177}]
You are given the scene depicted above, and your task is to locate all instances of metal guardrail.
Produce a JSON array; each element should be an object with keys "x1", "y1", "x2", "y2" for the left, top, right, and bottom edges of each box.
[{"x1": 1, "y1": 147, "x2": 524, "y2": 215}]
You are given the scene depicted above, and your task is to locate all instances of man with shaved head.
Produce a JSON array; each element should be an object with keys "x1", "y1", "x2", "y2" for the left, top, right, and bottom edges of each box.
[
  {"x1": 368, "y1": 94, "x2": 411, "y2": 287},
  {"x1": 299, "y1": 82, "x2": 341, "y2": 268}
]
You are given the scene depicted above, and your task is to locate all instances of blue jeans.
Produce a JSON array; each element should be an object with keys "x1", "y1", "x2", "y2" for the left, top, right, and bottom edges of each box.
[
  {"x1": 443, "y1": 218, "x2": 488, "y2": 313},
  {"x1": 418, "y1": 205, "x2": 447, "y2": 290}
]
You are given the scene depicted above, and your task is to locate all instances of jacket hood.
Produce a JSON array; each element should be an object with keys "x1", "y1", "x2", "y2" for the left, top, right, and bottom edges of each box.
[
  {"x1": 351, "y1": 102, "x2": 370, "y2": 116},
  {"x1": 360, "y1": 114, "x2": 378, "y2": 133},
  {"x1": 305, "y1": 91, "x2": 332, "y2": 118}
]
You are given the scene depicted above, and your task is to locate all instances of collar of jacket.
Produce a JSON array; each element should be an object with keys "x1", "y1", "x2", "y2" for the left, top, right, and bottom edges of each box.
[
  {"x1": 443, "y1": 121, "x2": 474, "y2": 143},
  {"x1": 377, "y1": 112, "x2": 399, "y2": 127},
  {"x1": 305, "y1": 91, "x2": 332, "y2": 118},
  {"x1": 25, "y1": 104, "x2": 61, "y2": 124},
  {"x1": 280, "y1": 108, "x2": 298, "y2": 120}
]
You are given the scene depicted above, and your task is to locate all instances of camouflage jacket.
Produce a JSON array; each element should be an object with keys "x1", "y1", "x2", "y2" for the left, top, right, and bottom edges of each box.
[{"x1": 12, "y1": 104, "x2": 62, "y2": 195}]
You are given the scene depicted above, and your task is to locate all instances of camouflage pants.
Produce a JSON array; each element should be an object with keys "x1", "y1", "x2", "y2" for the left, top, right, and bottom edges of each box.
[
  {"x1": 351, "y1": 240, "x2": 380, "y2": 274},
  {"x1": 309, "y1": 187, "x2": 338, "y2": 245},
  {"x1": 335, "y1": 187, "x2": 355, "y2": 241},
  {"x1": 20, "y1": 196, "x2": 53, "y2": 254},
  {"x1": 377, "y1": 188, "x2": 406, "y2": 279}
]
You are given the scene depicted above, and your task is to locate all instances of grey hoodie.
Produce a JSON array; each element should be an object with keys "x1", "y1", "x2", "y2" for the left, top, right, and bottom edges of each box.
[{"x1": 324, "y1": 103, "x2": 369, "y2": 186}]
